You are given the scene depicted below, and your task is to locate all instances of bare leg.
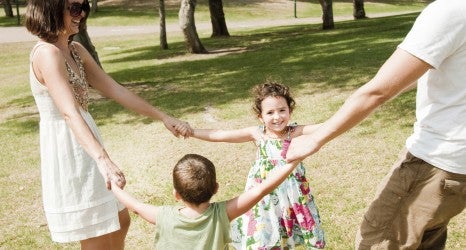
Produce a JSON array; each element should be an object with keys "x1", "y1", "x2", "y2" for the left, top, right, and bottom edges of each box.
[
  {"x1": 110, "y1": 209, "x2": 131, "y2": 250},
  {"x1": 80, "y1": 209, "x2": 130, "y2": 250}
]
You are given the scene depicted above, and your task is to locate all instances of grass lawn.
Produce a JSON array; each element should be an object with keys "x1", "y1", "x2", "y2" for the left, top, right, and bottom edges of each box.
[{"x1": 1, "y1": 0, "x2": 464, "y2": 249}]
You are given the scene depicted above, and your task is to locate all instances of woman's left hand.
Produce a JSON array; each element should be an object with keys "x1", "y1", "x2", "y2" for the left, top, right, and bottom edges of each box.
[
  {"x1": 162, "y1": 116, "x2": 193, "y2": 138},
  {"x1": 96, "y1": 158, "x2": 126, "y2": 190}
]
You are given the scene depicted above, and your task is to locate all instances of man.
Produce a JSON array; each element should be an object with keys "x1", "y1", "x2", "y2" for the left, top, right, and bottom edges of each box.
[{"x1": 286, "y1": 0, "x2": 466, "y2": 248}]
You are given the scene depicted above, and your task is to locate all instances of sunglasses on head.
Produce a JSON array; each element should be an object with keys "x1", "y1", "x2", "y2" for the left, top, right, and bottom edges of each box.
[{"x1": 68, "y1": 2, "x2": 90, "y2": 17}]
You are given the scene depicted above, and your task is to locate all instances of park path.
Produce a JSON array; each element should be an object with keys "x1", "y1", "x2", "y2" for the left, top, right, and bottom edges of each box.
[
  {"x1": 0, "y1": 11, "x2": 417, "y2": 44},
  {"x1": 0, "y1": 17, "x2": 321, "y2": 43}
]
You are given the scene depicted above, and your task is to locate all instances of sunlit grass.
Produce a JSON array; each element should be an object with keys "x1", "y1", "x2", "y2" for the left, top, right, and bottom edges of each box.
[{"x1": 1, "y1": 1, "x2": 463, "y2": 249}]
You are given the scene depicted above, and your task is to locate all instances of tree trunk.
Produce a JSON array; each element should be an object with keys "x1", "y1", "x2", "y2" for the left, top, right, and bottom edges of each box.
[
  {"x1": 3, "y1": 0, "x2": 13, "y2": 17},
  {"x1": 209, "y1": 0, "x2": 229, "y2": 37},
  {"x1": 353, "y1": 0, "x2": 366, "y2": 19},
  {"x1": 318, "y1": 0, "x2": 334, "y2": 30},
  {"x1": 179, "y1": 0, "x2": 207, "y2": 54},
  {"x1": 73, "y1": 24, "x2": 102, "y2": 67},
  {"x1": 159, "y1": 0, "x2": 168, "y2": 50},
  {"x1": 91, "y1": 0, "x2": 98, "y2": 13}
]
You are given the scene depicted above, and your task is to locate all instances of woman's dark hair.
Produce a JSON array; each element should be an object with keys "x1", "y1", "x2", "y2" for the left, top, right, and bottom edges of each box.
[
  {"x1": 25, "y1": 0, "x2": 89, "y2": 43},
  {"x1": 173, "y1": 154, "x2": 217, "y2": 205},
  {"x1": 252, "y1": 79, "x2": 296, "y2": 116}
]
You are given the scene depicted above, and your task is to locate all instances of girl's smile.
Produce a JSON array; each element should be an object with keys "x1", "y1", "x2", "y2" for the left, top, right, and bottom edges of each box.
[{"x1": 259, "y1": 96, "x2": 291, "y2": 137}]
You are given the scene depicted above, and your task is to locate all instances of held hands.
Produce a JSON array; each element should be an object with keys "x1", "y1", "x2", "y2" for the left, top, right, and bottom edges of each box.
[
  {"x1": 285, "y1": 134, "x2": 322, "y2": 162},
  {"x1": 96, "y1": 158, "x2": 126, "y2": 190},
  {"x1": 162, "y1": 116, "x2": 193, "y2": 138}
]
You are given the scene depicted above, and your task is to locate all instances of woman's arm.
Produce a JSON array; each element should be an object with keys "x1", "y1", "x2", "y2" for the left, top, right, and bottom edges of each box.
[
  {"x1": 33, "y1": 44, "x2": 125, "y2": 189},
  {"x1": 111, "y1": 182, "x2": 158, "y2": 224},
  {"x1": 192, "y1": 126, "x2": 257, "y2": 143},
  {"x1": 74, "y1": 43, "x2": 192, "y2": 137},
  {"x1": 225, "y1": 160, "x2": 300, "y2": 221}
]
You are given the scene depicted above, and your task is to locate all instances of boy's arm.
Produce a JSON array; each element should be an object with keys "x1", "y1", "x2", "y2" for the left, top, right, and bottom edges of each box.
[
  {"x1": 192, "y1": 126, "x2": 256, "y2": 143},
  {"x1": 111, "y1": 182, "x2": 158, "y2": 224},
  {"x1": 225, "y1": 160, "x2": 300, "y2": 221}
]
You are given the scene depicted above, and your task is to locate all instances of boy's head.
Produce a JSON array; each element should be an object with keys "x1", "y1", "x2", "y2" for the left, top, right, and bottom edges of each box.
[
  {"x1": 252, "y1": 79, "x2": 295, "y2": 117},
  {"x1": 173, "y1": 154, "x2": 218, "y2": 206}
]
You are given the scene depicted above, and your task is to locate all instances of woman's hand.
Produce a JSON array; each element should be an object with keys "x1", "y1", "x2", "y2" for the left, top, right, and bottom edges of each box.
[
  {"x1": 162, "y1": 116, "x2": 193, "y2": 138},
  {"x1": 96, "y1": 158, "x2": 126, "y2": 190}
]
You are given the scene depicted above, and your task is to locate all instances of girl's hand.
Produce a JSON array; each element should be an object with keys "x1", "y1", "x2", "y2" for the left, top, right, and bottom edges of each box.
[
  {"x1": 96, "y1": 158, "x2": 126, "y2": 190},
  {"x1": 174, "y1": 120, "x2": 193, "y2": 138},
  {"x1": 285, "y1": 134, "x2": 322, "y2": 162},
  {"x1": 162, "y1": 116, "x2": 193, "y2": 138}
]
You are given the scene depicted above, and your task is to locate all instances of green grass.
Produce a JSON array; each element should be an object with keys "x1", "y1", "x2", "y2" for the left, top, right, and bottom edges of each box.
[
  {"x1": 1, "y1": 1, "x2": 464, "y2": 249},
  {"x1": 1, "y1": 0, "x2": 430, "y2": 27}
]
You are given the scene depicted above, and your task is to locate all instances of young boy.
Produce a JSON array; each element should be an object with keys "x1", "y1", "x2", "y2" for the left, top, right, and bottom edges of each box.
[{"x1": 111, "y1": 153, "x2": 299, "y2": 249}]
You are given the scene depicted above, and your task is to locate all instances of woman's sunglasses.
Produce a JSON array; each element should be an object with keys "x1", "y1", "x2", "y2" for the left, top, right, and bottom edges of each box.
[{"x1": 68, "y1": 2, "x2": 90, "y2": 18}]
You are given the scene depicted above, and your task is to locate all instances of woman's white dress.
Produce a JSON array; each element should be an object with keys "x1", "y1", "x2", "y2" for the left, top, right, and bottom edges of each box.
[{"x1": 30, "y1": 42, "x2": 122, "y2": 243}]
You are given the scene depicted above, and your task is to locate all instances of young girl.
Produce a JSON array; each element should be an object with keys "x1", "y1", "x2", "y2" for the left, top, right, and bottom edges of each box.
[
  {"x1": 191, "y1": 81, "x2": 325, "y2": 249},
  {"x1": 111, "y1": 154, "x2": 300, "y2": 249}
]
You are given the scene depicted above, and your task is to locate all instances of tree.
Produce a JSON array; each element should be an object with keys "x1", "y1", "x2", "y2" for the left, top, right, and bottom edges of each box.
[
  {"x1": 2, "y1": 0, "x2": 13, "y2": 17},
  {"x1": 353, "y1": 0, "x2": 366, "y2": 19},
  {"x1": 318, "y1": 0, "x2": 334, "y2": 30},
  {"x1": 159, "y1": 0, "x2": 168, "y2": 49},
  {"x1": 179, "y1": 0, "x2": 207, "y2": 54},
  {"x1": 208, "y1": 0, "x2": 229, "y2": 37},
  {"x1": 91, "y1": 0, "x2": 98, "y2": 13},
  {"x1": 73, "y1": 23, "x2": 102, "y2": 67}
]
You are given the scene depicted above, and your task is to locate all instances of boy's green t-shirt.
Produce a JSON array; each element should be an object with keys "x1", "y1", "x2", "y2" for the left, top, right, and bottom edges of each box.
[{"x1": 154, "y1": 201, "x2": 231, "y2": 250}]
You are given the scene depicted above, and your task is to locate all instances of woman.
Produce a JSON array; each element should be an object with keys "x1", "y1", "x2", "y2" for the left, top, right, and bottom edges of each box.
[{"x1": 25, "y1": 0, "x2": 192, "y2": 248}]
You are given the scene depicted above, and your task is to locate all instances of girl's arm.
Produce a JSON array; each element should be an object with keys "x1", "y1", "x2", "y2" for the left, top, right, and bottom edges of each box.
[
  {"x1": 281, "y1": 124, "x2": 321, "y2": 141},
  {"x1": 225, "y1": 160, "x2": 300, "y2": 221},
  {"x1": 74, "y1": 42, "x2": 192, "y2": 137},
  {"x1": 192, "y1": 126, "x2": 256, "y2": 143},
  {"x1": 300, "y1": 123, "x2": 321, "y2": 135},
  {"x1": 111, "y1": 182, "x2": 158, "y2": 224},
  {"x1": 33, "y1": 44, "x2": 125, "y2": 189}
]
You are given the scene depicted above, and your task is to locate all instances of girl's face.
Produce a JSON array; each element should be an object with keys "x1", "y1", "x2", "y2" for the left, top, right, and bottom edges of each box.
[
  {"x1": 64, "y1": 0, "x2": 88, "y2": 36},
  {"x1": 259, "y1": 96, "x2": 291, "y2": 134}
]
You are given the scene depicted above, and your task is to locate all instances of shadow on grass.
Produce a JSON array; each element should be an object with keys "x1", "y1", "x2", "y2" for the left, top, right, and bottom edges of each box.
[
  {"x1": 94, "y1": 13, "x2": 417, "y2": 123},
  {"x1": 2, "y1": 13, "x2": 418, "y2": 134}
]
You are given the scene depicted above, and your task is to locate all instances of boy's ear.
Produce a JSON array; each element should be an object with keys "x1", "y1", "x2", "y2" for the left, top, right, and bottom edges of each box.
[
  {"x1": 173, "y1": 189, "x2": 182, "y2": 201},
  {"x1": 213, "y1": 182, "x2": 219, "y2": 195}
]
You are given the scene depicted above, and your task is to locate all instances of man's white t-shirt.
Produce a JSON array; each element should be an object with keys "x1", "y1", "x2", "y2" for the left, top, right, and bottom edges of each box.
[{"x1": 398, "y1": 0, "x2": 466, "y2": 174}]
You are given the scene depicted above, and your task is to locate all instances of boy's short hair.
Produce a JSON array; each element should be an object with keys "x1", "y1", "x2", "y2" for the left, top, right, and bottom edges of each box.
[{"x1": 173, "y1": 154, "x2": 217, "y2": 205}]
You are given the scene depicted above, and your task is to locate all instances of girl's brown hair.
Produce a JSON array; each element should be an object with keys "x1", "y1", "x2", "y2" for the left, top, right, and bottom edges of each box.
[{"x1": 252, "y1": 79, "x2": 296, "y2": 116}]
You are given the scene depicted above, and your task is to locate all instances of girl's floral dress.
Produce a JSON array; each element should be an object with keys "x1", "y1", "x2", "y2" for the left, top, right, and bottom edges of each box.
[{"x1": 230, "y1": 124, "x2": 325, "y2": 249}]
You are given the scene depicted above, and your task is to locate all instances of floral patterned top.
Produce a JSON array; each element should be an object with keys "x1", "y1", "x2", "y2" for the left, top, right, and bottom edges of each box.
[{"x1": 230, "y1": 124, "x2": 326, "y2": 249}]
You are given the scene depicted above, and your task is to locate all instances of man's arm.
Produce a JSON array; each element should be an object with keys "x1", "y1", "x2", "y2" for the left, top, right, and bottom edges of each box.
[{"x1": 286, "y1": 48, "x2": 431, "y2": 162}]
